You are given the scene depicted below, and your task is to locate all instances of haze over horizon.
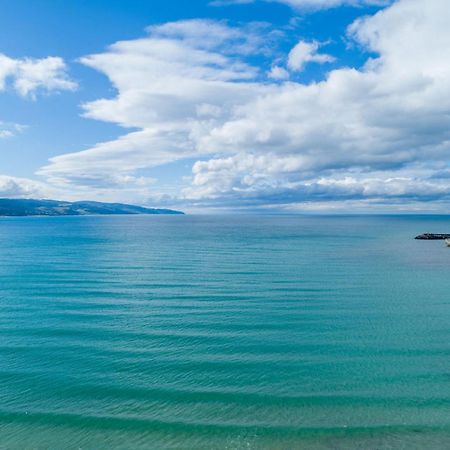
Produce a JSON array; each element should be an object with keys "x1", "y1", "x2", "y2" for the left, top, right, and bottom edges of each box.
[{"x1": 1, "y1": 0, "x2": 450, "y2": 213}]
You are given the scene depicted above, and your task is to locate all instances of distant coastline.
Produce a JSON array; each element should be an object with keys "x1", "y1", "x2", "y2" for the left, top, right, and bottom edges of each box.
[{"x1": 0, "y1": 199, "x2": 184, "y2": 216}]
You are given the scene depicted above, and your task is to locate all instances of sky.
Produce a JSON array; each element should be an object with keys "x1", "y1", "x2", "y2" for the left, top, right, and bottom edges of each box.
[{"x1": 1, "y1": 0, "x2": 450, "y2": 213}]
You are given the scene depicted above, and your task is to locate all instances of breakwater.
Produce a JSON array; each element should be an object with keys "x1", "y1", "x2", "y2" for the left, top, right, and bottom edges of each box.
[{"x1": 415, "y1": 233, "x2": 450, "y2": 240}]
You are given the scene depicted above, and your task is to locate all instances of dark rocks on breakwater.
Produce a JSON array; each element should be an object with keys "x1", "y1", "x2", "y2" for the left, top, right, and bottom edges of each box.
[{"x1": 415, "y1": 233, "x2": 450, "y2": 240}]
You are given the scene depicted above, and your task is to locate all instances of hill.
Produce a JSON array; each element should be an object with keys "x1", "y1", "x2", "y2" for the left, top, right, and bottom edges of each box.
[{"x1": 0, "y1": 199, "x2": 184, "y2": 216}]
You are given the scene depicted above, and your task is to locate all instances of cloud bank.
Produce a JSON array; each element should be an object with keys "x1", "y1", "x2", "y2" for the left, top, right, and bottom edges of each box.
[{"x1": 37, "y1": 0, "x2": 450, "y2": 211}]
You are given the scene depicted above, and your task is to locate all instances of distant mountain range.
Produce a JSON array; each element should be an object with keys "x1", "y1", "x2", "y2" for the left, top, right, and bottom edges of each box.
[{"x1": 0, "y1": 199, "x2": 184, "y2": 216}]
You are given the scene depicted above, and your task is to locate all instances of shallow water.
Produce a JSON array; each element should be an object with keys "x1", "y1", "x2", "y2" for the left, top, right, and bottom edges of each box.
[{"x1": 0, "y1": 215, "x2": 449, "y2": 449}]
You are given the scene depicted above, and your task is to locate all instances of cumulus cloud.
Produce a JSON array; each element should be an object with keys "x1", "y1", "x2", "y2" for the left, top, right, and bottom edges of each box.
[
  {"x1": 0, "y1": 54, "x2": 77, "y2": 98},
  {"x1": 38, "y1": 0, "x2": 450, "y2": 211},
  {"x1": 287, "y1": 40, "x2": 335, "y2": 72},
  {"x1": 0, "y1": 175, "x2": 51, "y2": 198},
  {"x1": 268, "y1": 65, "x2": 290, "y2": 80}
]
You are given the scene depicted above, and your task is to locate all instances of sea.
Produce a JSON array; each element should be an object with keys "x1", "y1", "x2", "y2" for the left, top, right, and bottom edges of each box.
[{"x1": 0, "y1": 215, "x2": 449, "y2": 449}]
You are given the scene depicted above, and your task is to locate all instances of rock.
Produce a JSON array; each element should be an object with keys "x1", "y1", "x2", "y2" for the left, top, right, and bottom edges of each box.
[{"x1": 415, "y1": 233, "x2": 450, "y2": 240}]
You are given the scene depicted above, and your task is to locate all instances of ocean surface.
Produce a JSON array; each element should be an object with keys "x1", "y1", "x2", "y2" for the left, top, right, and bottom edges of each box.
[{"x1": 0, "y1": 215, "x2": 449, "y2": 449}]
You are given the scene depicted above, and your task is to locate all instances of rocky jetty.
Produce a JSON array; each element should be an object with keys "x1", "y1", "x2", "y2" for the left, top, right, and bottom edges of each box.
[{"x1": 415, "y1": 233, "x2": 450, "y2": 240}]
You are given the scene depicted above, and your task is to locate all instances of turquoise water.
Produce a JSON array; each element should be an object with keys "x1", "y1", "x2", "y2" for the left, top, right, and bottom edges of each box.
[{"x1": 0, "y1": 215, "x2": 449, "y2": 449}]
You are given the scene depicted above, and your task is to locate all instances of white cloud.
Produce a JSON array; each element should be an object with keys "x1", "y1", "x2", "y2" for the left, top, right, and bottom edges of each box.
[
  {"x1": 268, "y1": 65, "x2": 290, "y2": 80},
  {"x1": 287, "y1": 40, "x2": 335, "y2": 72},
  {"x1": 0, "y1": 54, "x2": 77, "y2": 98},
  {"x1": 38, "y1": 1, "x2": 450, "y2": 211},
  {"x1": 146, "y1": 19, "x2": 267, "y2": 55},
  {"x1": 0, "y1": 175, "x2": 51, "y2": 198},
  {"x1": 184, "y1": 0, "x2": 450, "y2": 207},
  {"x1": 0, "y1": 122, "x2": 26, "y2": 139},
  {"x1": 39, "y1": 20, "x2": 270, "y2": 187}
]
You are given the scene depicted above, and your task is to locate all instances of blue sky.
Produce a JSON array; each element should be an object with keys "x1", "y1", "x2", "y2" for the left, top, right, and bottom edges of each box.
[{"x1": 1, "y1": 0, "x2": 450, "y2": 212}]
